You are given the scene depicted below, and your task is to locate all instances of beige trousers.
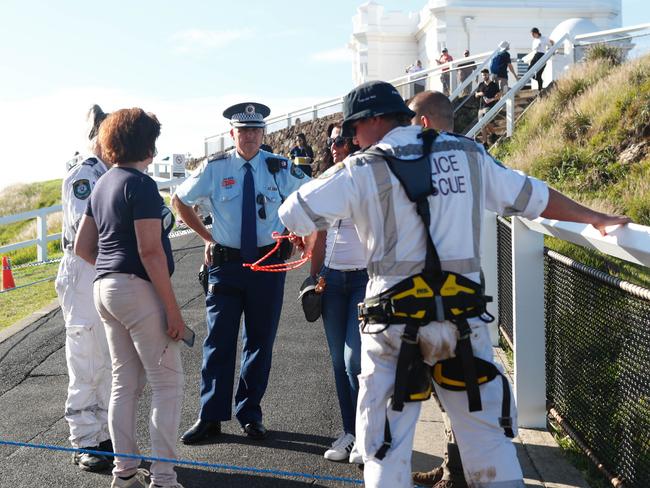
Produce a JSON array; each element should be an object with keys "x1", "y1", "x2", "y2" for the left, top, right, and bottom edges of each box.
[{"x1": 94, "y1": 273, "x2": 184, "y2": 487}]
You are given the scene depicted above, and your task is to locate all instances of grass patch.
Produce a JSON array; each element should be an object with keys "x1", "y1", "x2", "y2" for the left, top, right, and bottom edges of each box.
[{"x1": 0, "y1": 261, "x2": 60, "y2": 329}]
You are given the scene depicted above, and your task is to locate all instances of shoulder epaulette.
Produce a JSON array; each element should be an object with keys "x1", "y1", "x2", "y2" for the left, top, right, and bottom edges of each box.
[
  {"x1": 81, "y1": 157, "x2": 99, "y2": 167},
  {"x1": 207, "y1": 151, "x2": 229, "y2": 163},
  {"x1": 265, "y1": 156, "x2": 289, "y2": 174}
]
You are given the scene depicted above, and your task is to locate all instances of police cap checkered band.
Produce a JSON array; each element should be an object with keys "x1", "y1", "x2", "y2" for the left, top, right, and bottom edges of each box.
[
  {"x1": 223, "y1": 102, "x2": 271, "y2": 128},
  {"x1": 341, "y1": 81, "x2": 415, "y2": 137}
]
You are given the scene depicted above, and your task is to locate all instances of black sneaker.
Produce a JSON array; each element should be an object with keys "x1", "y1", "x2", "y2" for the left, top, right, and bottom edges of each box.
[
  {"x1": 73, "y1": 446, "x2": 112, "y2": 472},
  {"x1": 98, "y1": 438, "x2": 114, "y2": 459}
]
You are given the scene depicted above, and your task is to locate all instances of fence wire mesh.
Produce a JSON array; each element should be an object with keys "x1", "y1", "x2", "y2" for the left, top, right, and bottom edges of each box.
[
  {"x1": 544, "y1": 249, "x2": 650, "y2": 488},
  {"x1": 495, "y1": 216, "x2": 649, "y2": 486},
  {"x1": 496, "y1": 217, "x2": 513, "y2": 346}
]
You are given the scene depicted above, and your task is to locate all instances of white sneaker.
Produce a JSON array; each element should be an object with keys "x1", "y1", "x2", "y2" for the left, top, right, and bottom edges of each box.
[
  {"x1": 111, "y1": 468, "x2": 150, "y2": 488},
  {"x1": 349, "y1": 443, "x2": 363, "y2": 464},
  {"x1": 324, "y1": 432, "x2": 355, "y2": 462}
]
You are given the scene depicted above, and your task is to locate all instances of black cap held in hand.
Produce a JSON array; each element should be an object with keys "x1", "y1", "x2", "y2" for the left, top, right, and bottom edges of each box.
[{"x1": 341, "y1": 81, "x2": 415, "y2": 137}]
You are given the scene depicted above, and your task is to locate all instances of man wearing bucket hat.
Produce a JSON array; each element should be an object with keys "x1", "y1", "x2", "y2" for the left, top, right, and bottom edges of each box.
[
  {"x1": 172, "y1": 102, "x2": 309, "y2": 444},
  {"x1": 279, "y1": 80, "x2": 629, "y2": 487},
  {"x1": 55, "y1": 104, "x2": 114, "y2": 472}
]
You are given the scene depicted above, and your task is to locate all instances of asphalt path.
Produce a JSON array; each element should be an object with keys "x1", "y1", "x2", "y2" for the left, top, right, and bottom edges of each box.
[{"x1": 1, "y1": 232, "x2": 428, "y2": 487}]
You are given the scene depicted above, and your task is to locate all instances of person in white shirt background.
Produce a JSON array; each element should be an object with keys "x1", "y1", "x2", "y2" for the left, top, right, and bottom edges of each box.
[{"x1": 529, "y1": 27, "x2": 554, "y2": 91}]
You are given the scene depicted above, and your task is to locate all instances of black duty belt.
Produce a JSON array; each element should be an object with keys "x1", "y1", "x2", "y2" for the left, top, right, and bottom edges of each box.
[{"x1": 211, "y1": 242, "x2": 291, "y2": 266}]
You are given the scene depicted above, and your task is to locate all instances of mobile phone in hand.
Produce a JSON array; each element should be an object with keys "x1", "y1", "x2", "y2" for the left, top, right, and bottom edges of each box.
[{"x1": 182, "y1": 326, "x2": 196, "y2": 347}]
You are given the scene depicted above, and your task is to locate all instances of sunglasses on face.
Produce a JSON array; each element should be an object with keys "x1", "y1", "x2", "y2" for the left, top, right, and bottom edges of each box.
[
  {"x1": 327, "y1": 136, "x2": 349, "y2": 148},
  {"x1": 256, "y1": 193, "x2": 266, "y2": 219}
]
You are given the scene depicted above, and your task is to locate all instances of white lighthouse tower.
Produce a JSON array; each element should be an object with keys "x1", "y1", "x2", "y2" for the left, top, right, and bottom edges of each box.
[{"x1": 349, "y1": 0, "x2": 622, "y2": 85}]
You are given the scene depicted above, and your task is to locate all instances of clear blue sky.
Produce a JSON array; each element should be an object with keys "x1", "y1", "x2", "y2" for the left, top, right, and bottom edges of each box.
[{"x1": 0, "y1": 1, "x2": 647, "y2": 190}]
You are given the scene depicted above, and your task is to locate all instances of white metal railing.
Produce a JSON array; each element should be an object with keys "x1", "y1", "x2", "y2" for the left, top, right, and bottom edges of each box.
[
  {"x1": 468, "y1": 23, "x2": 650, "y2": 140},
  {"x1": 0, "y1": 205, "x2": 63, "y2": 262},
  {"x1": 481, "y1": 214, "x2": 650, "y2": 428},
  {"x1": 0, "y1": 177, "x2": 188, "y2": 262},
  {"x1": 203, "y1": 49, "x2": 497, "y2": 156},
  {"x1": 466, "y1": 32, "x2": 571, "y2": 139}
]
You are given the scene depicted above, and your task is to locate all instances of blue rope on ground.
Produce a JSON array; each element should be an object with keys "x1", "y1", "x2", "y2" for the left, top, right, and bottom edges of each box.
[{"x1": 0, "y1": 439, "x2": 364, "y2": 485}]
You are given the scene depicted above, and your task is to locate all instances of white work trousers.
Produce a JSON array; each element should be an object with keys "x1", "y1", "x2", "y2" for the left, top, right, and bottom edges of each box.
[
  {"x1": 55, "y1": 251, "x2": 111, "y2": 448},
  {"x1": 356, "y1": 321, "x2": 524, "y2": 488}
]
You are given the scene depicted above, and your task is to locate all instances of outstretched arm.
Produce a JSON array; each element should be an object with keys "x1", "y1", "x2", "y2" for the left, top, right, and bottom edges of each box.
[{"x1": 540, "y1": 188, "x2": 631, "y2": 236}]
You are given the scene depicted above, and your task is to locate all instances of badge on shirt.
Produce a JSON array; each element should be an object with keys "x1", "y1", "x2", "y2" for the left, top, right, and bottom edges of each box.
[
  {"x1": 222, "y1": 176, "x2": 235, "y2": 188},
  {"x1": 72, "y1": 179, "x2": 91, "y2": 200},
  {"x1": 290, "y1": 164, "x2": 305, "y2": 179}
]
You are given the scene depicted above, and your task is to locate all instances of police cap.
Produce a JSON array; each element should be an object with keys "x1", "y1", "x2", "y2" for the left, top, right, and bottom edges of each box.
[
  {"x1": 87, "y1": 104, "x2": 109, "y2": 140},
  {"x1": 341, "y1": 81, "x2": 415, "y2": 137},
  {"x1": 223, "y1": 102, "x2": 270, "y2": 129}
]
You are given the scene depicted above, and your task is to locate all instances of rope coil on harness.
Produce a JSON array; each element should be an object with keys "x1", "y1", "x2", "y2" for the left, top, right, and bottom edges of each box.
[{"x1": 242, "y1": 232, "x2": 311, "y2": 272}]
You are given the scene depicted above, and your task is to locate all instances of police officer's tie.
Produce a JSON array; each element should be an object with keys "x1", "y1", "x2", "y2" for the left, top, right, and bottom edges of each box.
[{"x1": 241, "y1": 162, "x2": 257, "y2": 262}]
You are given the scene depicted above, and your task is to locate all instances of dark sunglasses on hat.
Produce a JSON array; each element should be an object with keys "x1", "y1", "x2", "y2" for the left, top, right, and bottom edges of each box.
[{"x1": 327, "y1": 136, "x2": 349, "y2": 148}]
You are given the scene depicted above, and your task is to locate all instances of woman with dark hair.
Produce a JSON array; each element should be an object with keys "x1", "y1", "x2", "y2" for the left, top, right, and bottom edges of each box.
[
  {"x1": 75, "y1": 108, "x2": 185, "y2": 488},
  {"x1": 309, "y1": 122, "x2": 367, "y2": 464},
  {"x1": 529, "y1": 27, "x2": 554, "y2": 91},
  {"x1": 289, "y1": 133, "x2": 314, "y2": 176}
]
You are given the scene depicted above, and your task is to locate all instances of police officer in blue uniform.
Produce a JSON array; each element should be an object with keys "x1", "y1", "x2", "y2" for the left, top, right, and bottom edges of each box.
[{"x1": 172, "y1": 102, "x2": 309, "y2": 443}]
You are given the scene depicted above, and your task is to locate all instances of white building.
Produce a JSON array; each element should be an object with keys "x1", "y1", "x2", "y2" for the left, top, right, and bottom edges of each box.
[{"x1": 349, "y1": 0, "x2": 622, "y2": 85}]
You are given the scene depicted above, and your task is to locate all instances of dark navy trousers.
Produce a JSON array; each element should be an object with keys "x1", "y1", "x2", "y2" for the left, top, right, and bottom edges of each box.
[{"x1": 199, "y1": 258, "x2": 285, "y2": 425}]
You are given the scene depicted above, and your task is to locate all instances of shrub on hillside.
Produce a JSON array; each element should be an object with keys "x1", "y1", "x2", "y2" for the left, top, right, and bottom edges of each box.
[{"x1": 584, "y1": 43, "x2": 625, "y2": 66}]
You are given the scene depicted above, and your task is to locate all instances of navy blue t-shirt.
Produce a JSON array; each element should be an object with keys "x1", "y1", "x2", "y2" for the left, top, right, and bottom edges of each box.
[
  {"x1": 490, "y1": 51, "x2": 511, "y2": 78},
  {"x1": 86, "y1": 166, "x2": 175, "y2": 281}
]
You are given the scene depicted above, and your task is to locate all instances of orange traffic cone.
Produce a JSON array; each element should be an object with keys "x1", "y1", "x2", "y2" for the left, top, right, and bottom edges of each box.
[{"x1": 2, "y1": 256, "x2": 16, "y2": 291}]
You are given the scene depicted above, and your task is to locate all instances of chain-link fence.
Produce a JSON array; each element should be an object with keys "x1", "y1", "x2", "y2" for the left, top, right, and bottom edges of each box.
[
  {"x1": 495, "y1": 216, "x2": 650, "y2": 487},
  {"x1": 545, "y1": 249, "x2": 650, "y2": 488},
  {"x1": 496, "y1": 217, "x2": 513, "y2": 347}
]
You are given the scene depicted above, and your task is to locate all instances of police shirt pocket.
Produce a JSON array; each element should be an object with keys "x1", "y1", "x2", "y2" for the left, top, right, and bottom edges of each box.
[
  {"x1": 260, "y1": 188, "x2": 281, "y2": 218},
  {"x1": 213, "y1": 187, "x2": 241, "y2": 222},
  {"x1": 356, "y1": 373, "x2": 386, "y2": 459}
]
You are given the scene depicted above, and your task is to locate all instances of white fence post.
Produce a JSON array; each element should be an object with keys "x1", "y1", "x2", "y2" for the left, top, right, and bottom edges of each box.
[
  {"x1": 506, "y1": 98, "x2": 515, "y2": 137},
  {"x1": 36, "y1": 212, "x2": 48, "y2": 262},
  {"x1": 511, "y1": 216, "x2": 546, "y2": 428},
  {"x1": 481, "y1": 211, "x2": 499, "y2": 346}
]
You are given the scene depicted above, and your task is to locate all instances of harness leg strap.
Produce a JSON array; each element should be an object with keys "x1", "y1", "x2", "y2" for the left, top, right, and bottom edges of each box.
[
  {"x1": 391, "y1": 322, "x2": 420, "y2": 412},
  {"x1": 455, "y1": 319, "x2": 482, "y2": 412},
  {"x1": 375, "y1": 418, "x2": 393, "y2": 460},
  {"x1": 500, "y1": 374, "x2": 514, "y2": 438}
]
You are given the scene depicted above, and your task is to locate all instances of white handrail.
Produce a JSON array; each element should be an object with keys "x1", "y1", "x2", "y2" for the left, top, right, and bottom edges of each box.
[
  {"x1": 448, "y1": 47, "x2": 500, "y2": 101},
  {"x1": 520, "y1": 218, "x2": 650, "y2": 267},
  {"x1": 0, "y1": 178, "x2": 188, "y2": 262},
  {"x1": 574, "y1": 22, "x2": 650, "y2": 41},
  {"x1": 465, "y1": 32, "x2": 571, "y2": 139},
  {"x1": 203, "y1": 48, "x2": 497, "y2": 152}
]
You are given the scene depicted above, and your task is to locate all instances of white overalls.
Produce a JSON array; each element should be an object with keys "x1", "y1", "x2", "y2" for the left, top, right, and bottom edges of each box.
[
  {"x1": 55, "y1": 156, "x2": 112, "y2": 449},
  {"x1": 279, "y1": 126, "x2": 549, "y2": 488}
]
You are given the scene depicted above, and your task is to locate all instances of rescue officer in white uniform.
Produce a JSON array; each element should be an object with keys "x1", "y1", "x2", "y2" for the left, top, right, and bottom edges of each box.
[
  {"x1": 55, "y1": 104, "x2": 114, "y2": 471},
  {"x1": 279, "y1": 81, "x2": 630, "y2": 488}
]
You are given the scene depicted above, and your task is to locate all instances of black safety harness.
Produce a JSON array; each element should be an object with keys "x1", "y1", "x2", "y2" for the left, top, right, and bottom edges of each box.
[{"x1": 357, "y1": 129, "x2": 513, "y2": 460}]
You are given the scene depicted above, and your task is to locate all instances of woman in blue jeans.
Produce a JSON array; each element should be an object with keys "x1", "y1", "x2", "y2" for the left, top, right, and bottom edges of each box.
[{"x1": 310, "y1": 122, "x2": 367, "y2": 463}]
